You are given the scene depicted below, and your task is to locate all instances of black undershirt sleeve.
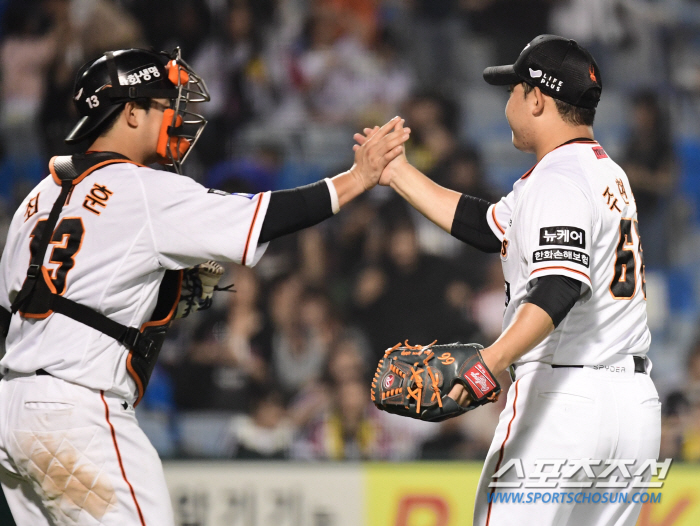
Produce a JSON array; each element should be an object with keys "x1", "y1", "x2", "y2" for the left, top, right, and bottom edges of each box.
[
  {"x1": 259, "y1": 180, "x2": 334, "y2": 243},
  {"x1": 450, "y1": 194, "x2": 501, "y2": 253},
  {"x1": 523, "y1": 275, "x2": 582, "y2": 328}
]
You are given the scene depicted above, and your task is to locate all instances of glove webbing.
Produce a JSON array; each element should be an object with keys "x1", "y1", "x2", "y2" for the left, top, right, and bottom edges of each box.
[{"x1": 380, "y1": 340, "x2": 443, "y2": 414}]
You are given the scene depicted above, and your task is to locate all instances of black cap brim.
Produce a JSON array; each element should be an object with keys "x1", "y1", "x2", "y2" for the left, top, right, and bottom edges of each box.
[{"x1": 483, "y1": 65, "x2": 521, "y2": 86}]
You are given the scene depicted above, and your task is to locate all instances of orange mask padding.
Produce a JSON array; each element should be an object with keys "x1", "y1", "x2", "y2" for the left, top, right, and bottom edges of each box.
[
  {"x1": 156, "y1": 109, "x2": 190, "y2": 162},
  {"x1": 167, "y1": 60, "x2": 189, "y2": 86}
]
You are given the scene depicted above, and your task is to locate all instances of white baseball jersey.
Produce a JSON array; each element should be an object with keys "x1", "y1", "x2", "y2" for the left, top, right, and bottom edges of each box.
[
  {"x1": 486, "y1": 139, "x2": 650, "y2": 366},
  {"x1": 0, "y1": 162, "x2": 271, "y2": 401}
]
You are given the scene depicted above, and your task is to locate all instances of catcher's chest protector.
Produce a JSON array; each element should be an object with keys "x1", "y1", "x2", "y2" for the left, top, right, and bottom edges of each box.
[{"x1": 8, "y1": 153, "x2": 182, "y2": 405}]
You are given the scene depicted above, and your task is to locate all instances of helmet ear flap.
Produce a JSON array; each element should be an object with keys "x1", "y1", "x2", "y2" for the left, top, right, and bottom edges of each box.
[{"x1": 156, "y1": 109, "x2": 191, "y2": 163}]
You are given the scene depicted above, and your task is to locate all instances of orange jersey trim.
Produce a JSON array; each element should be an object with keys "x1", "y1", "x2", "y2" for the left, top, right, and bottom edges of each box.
[
  {"x1": 531, "y1": 266, "x2": 591, "y2": 283},
  {"x1": 125, "y1": 355, "x2": 144, "y2": 408},
  {"x1": 139, "y1": 271, "x2": 182, "y2": 332},
  {"x1": 486, "y1": 379, "x2": 520, "y2": 526},
  {"x1": 49, "y1": 157, "x2": 145, "y2": 186},
  {"x1": 520, "y1": 165, "x2": 537, "y2": 180},
  {"x1": 129, "y1": 270, "x2": 183, "y2": 407},
  {"x1": 241, "y1": 194, "x2": 263, "y2": 265},
  {"x1": 101, "y1": 391, "x2": 147, "y2": 526},
  {"x1": 491, "y1": 206, "x2": 505, "y2": 234},
  {"x1": 519, "y1": 140, "x2": 598, "y2": 181}
]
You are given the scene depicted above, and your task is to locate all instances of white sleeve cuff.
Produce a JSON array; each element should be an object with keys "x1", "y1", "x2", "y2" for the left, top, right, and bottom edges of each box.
[{"x1": 324, "y1": 178, "x2": 340, "y2": 214}]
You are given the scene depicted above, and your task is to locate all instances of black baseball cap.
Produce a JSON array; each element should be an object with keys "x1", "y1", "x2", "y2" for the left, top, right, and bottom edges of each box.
[{"x1": 483, "y1": 35, "x2": 602, "y2": 109}]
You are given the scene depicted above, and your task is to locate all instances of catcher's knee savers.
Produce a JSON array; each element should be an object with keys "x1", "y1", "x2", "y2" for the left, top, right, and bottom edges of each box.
[{"x1": 371, "y1": 342, "x2": 501, "y2": 422}]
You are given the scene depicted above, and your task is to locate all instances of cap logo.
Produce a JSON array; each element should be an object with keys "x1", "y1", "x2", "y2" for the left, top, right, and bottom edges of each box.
[
  {"x1": 529, "y1": 68, "x2": 543, "y2": 79},
  {"x1": 589, "y1": 64, "x2": 597, "y2": 83},
  {"x1": 540, "y1": 73, "x2": 563, "y2": 92}
]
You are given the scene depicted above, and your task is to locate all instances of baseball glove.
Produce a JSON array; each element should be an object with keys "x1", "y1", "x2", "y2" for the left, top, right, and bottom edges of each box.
[
  {"x1": 371, "y1": 341, "x2": 501, "y2": 422},
  {"x1": 174, "y1": 261, "x2": 232, "y2": 319}
]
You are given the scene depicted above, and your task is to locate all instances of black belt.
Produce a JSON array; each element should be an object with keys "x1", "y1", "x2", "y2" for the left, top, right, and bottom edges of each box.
[
  {"x1": 551, "y1": 356, "x2": 647, "y2": 374},
  {"x1": 510, "y1": 356, "x2": 647, "y2": 380}
]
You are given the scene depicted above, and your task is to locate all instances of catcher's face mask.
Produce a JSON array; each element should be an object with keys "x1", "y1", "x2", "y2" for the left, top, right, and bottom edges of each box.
[
  {"x1": 155, "y1": 49, "x2": 210, "y2": 173},
  {"x1": 66, "y1": 47, "x2": 210, "y2": 174}
]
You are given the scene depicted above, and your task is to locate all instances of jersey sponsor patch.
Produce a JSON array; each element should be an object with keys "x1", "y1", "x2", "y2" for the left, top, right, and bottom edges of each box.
[
  {"x1": 463, "y1": 363, "x2": 497, "y2": 398},
  {"x1": 592, "y1": 146, "x2": 608, "y2": 159},
  {"x1": 539, "y1": 226, "x2": 585, "y2": 248},
  {"x1": 533, "y1": 248, "x2": 590, "y2": 268}
]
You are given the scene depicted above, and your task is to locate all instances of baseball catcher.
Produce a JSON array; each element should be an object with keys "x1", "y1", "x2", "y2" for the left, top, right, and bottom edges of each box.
[{"x1": 371, "y1": 340, "x2": 501, "y2": 421}]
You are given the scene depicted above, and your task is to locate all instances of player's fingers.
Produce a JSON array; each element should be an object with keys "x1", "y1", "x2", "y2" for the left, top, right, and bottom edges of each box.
[
  {"x1": 383, "y1": 144, "x2": 404, "y2": 162},
  {"x1": 448, "y1": 384, "x2": 470, "y2": 407},
  {"x1": 353, "y1": 133, "x2": 368, "y2": 146},
  {"x1": 352, "y1": 144, "x2": 360, "y2": 152},
  {"x1": 370, "y1": 116, "x2": 401, "y2": 142},
  {"x1": 378, "y1": 129, "x2": 411, "y2": 153}
]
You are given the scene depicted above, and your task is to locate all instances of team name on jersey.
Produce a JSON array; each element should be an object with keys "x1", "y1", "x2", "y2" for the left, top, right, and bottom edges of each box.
[{"x1": 539, "y1": 226, "x2": 585, "y2": 248}]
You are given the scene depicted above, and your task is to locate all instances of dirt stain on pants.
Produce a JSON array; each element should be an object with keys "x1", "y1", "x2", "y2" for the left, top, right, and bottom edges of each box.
[{"x1": 12, "y1": 428, "x2": 118, "y2": 524}]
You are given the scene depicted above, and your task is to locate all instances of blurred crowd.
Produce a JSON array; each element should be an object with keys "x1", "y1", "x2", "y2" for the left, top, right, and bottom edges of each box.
[{"x1": 1, "y1": 0, "x2": 700, "y2": 462}]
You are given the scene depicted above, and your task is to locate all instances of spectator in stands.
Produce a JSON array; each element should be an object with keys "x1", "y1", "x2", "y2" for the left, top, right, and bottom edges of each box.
[
  {"x1": 472, "y1": 259, "x2": 508, "y2": 344},
  {"x1": 192, "y1": 0, "x2": 273, "y2": 166},
  {"x1": 269, "y1": 275, "x2": 330, "y2": 397},
  {"x1": 295, "y1": 6, "x2": 383, "y2": 123},
  {"x1": 353, "y1": 216, "x2": 480, "y2": 357},
  {"x1": 293, "y1": 379, "x2": 390, "y2": 460},
  {"x1": 230, "y1": 390, "x2": 294, "y2": 459},
  {"x1": 170, "y1": 265, "x2": 272, "y2": 413},
  {"x1": 419, "y1": 418, "x2": 487, "y2": 460},
  {"x1": 402, "y1": 92, "x2": 460, "y2": 174},
  {"x1": 407, "y1": 0, "x2": 462, "y2": 90},
  {"x1": 0, "y1": 0, "x2": 61, "y2": 198},
  {"x1": 428, "y1": 146, "x2": 499, "y2": 291},
  {"x1": 660, "y1": 341, "x2": 700, "y2": 461},
  {"x1": 621, "y1": 90, "x2": 675, "y2": 267},
  {"x1": 39, "y1": 0, "x2": 144, "y2": 157},
  {"x1": 318, "y1": 0, "x2": 379, "y2": 46}
]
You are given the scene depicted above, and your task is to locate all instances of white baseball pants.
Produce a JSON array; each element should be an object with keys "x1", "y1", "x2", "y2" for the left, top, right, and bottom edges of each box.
[
  {"x1": 474, "y1": 355, "x2": 662, "y2": 526},
  {"x1": 0, "y1": 373, "x2": 173, "y2": 525}
]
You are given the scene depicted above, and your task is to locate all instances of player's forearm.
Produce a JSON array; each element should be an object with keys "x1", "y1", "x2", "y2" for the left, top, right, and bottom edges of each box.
[
  {"x1": 386, "y1": 160, "x2": 461, "y2": 232},
  {"x1": 481, "y1": 303, "x2": 554, "y2": 376}
]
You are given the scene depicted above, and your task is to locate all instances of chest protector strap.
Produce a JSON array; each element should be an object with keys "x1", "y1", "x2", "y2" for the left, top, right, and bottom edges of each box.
[{"x1": 7, "y1": 153, "x2": 181, "y2": 405}]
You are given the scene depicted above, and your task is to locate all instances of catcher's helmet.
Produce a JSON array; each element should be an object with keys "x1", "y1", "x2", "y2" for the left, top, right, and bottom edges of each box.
[{"x1": 66, "y1": 48, "x2": 210, "y2": 173}]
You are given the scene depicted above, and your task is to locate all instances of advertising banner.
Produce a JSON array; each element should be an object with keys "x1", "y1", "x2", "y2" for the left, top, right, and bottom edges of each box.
[
  {"x1": 164, "y1": 461, "x2": 700, "y2": 526},
  {"x1": 165, "y1": 462, "x2": 363, "y2": 526}
]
